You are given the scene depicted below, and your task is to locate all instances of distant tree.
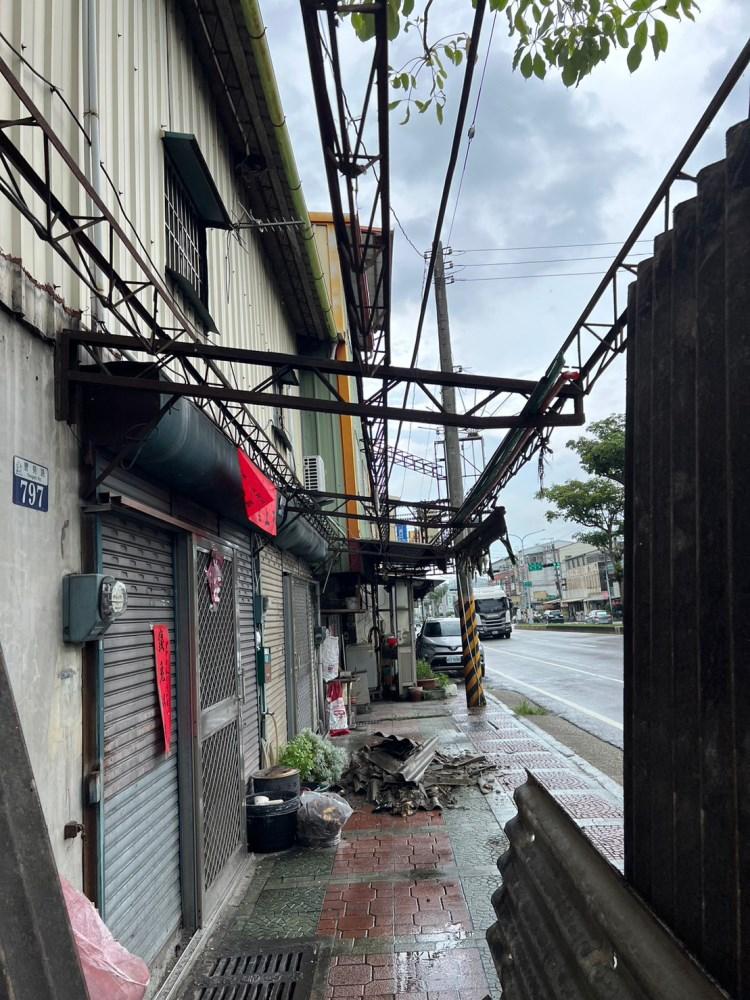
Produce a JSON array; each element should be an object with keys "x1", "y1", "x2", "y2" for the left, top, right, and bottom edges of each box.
[
  {"x1": 567, "y1": 414, "x2": 625, "y2": 485},
  {"x1": 346, "y1": 0, "x2": 700, "y2": 123},
  {"x1": 538, "y1": 413, "x2": 624, "y2": 577}
]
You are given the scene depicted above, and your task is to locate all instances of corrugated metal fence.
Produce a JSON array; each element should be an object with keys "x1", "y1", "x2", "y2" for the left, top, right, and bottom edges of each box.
[{"x1": 625, "y1": 118, "x2": 750, "y2": 997}]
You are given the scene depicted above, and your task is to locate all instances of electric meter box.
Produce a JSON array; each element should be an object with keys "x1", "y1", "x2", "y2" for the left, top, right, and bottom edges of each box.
[{"x1": 63, "y1": 574, "x2": 128, "y2": 643}]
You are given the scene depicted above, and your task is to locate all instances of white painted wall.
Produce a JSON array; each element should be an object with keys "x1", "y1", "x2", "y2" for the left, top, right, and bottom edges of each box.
[{"x1": 0, "y1": 262, "x2": 83, "y2": 885}]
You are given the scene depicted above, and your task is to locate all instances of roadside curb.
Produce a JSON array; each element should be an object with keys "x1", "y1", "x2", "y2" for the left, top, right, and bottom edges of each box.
[{"x1": 484, "y1": 691, "x2": 624, "y2": 805}]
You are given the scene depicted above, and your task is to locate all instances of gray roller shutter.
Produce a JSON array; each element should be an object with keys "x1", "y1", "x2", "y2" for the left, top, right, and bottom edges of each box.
[
  {"x1": 284, "y1": 574, "x2": 315, "y2": 736},
  {"x1": 219, "y1": 521, "x2": 259, "y2": 781},
  {"x1": 100, "y1": 515, "x2": 181, "y2": 965}
]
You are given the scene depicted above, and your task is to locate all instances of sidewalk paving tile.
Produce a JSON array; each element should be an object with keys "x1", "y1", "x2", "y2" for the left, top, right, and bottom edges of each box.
[{"x1": 177, "y1": 691, "x2": 623, "y2": 999}]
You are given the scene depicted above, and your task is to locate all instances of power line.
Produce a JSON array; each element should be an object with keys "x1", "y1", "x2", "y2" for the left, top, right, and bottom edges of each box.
[
  {"x1": 452, "y1": 252, "x2": 650, "y2": 269},
  {"x1": 389, "y1": 0, "x2": 489, "y2": 483},
  {"x1": 446, "y1": 12, "x2": 498, "y2": 244},
  {"x1": 453, "y1": 238, "x2": 654, "y2": 253},
  {"x1": 454, "y1": 270, "x2": 611, "y2": 282}
]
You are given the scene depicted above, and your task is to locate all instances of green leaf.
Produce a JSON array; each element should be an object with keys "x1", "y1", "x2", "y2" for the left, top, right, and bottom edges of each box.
[
  {"x1": 680, "y1": 0, "x2": 695, "y2": 20},
  {"x1": 654, "y1": 18, "x2": 668, "y2": 50},
  {"x1": 634, "y1": 20, "x2": 648, "y2": 49},
  {"x1": 388, "y1": 100, "x2": 401, "y2": 110},
  {"x1": 561, "y1": 63, "x2": 577, "y2": 86},
  {"x1": 631, "y1": 0, "x2": 655, "y2": 10},
  {"x1": 454, "y1": 49, "x2": 464, "y2": 65},
  {"x1": 386, "y1": 4, "x2": 400, "y2": 41},
  {"x1": 661, "y1": 0, "x2": 680, "y2": 16},
  {"x1": 533, "y1": 52, "x2": 546, "y2": 78},
  {"x1": 436, "y1": 102, "x2": 444, "y2": 124},
  {"x1": 520, "y1": 52, "x2": 533, "y2": 77},
  {"x1": 623, "y1": 13, "x2": 639, "y2": 27},
  {"x1": 627, "y1": 44, "x2": 642, "y2": 71},
  {"x1": 402, "y1": 0, "x2": 415, "y2": 15},
  {"x1": 351, "y1": 12, "x2": 376, "y2": 42},
  {"x1": 514, "y1": 10, "x2": 530, "y2": 33},
  {"x1": 532, "y1": 4, "x2": 542, "y2": 24},
  {"x1": 540, "y1": 9, "x2": 555, "y2": 32},
  {"x1": 512, "y1": 45, "x2": 524, "y2": 69},
  {"x1": 400, "y1": 72, "x2": 410, "y2": 88},
  {"x1": 615, "y1": 24, "x2": 629, "y2": 46},
  {"x1": 489, "y1": 0, "x2": 510, "y2": 10},
  {"x1": 400, "y1": 105, "x2": 411, "y2": 125},
  {"x1": 392, "y1": 76, "x2": 402, "y2": 89},
  {"x1": 590, "y1": 0, "x2": 601, "y2": 18}
]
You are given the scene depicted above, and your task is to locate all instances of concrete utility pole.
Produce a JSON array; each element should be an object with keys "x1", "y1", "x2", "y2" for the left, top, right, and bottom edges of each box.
[{"x1": 434, "y1": 243, "x2": 485, "y2": 708}]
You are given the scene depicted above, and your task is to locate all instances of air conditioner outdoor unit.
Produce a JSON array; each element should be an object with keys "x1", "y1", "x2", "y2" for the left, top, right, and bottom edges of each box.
[{"x1": 304, "y1": 455, "x2": 326, "y2": 492}]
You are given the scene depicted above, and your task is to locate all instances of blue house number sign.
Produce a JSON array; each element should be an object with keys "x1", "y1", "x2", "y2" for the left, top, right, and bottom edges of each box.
[{"x1": 13, "y1": 455, "x2": 49, "y2": 512}]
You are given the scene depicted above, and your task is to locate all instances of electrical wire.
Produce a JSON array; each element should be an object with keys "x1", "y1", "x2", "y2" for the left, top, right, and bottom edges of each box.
[
  {"x1": 389, "y1": 0, "x2": 489, "y2": 484},
  {"x1": 454, "y1": 270, "x2": 611, "y2": 281},
  {"x1": 451, "y1": 252, "x2": 650, "y2": 268},
  {"x1": 446, "y1": 11, "x2": 497, "y2": 244},
  {"x1": 453, "y1": 238, "x2": 654, "y2": 253}
]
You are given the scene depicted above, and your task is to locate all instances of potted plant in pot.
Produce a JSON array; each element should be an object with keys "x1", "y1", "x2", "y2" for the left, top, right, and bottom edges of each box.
[
  {"x1": 416, "y1": 659, "x2": 438, "y2": 691},
  {"x1": 277, "y1": 730, "x2": 348, "y2": 790}
]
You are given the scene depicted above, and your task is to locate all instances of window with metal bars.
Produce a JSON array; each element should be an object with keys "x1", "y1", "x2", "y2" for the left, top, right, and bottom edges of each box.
[{"x1": 164, "y1": 157, "x2": 208, "y2": 307}]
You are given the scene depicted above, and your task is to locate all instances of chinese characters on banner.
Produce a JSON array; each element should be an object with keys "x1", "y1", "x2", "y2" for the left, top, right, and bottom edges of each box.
[
  {"x1": 152, "y1": 625, "x2": 172, "y2": 753},
  {"x1": 236, "y1": 448, "x2": 278, "y2": 535}
]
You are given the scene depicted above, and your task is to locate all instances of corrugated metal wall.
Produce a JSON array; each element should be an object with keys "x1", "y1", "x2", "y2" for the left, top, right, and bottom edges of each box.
[
  {"x1": 259, "y1": 544, "x2": 315, "y2": 751},
  {"x1": 0, "y1": 0, "x2": 303, "y2": 453},
  {"x1": 100, "y1": 514, "x2": 181, "y2": 964},
  {"x1": 625, "y1": 118, "x2": 750, "y2": 998},
  {"x1": 219, "y1": 520, "x2": 260, "y2": 780}
]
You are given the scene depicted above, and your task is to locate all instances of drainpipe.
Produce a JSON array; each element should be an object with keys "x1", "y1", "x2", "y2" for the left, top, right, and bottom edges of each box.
[
  {"x1": 83, "y1": 0, "x2": 104, "y2": 330},
  {"x1": 239, "y1": 0, "x2": 339, "y2": 344}
]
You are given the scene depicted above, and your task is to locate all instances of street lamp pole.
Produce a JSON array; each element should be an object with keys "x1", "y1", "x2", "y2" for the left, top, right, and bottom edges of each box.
[{"x1": 509, "y1": 529, "x2": 545, "y2": 620}]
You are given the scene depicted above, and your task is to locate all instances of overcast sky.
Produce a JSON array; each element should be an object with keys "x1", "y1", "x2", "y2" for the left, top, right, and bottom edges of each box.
[{"x1": 262, "y1": 1, "x2": 750, "y2": 552}]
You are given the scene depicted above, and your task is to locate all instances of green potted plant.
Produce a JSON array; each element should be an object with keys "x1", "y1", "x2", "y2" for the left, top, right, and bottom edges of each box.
[
  {"x1": 416, "y1": 659, "x2": 438, "y2": 691},
  {"x1": 277, "y1": 730, "x2": 348, "y2": 789}
]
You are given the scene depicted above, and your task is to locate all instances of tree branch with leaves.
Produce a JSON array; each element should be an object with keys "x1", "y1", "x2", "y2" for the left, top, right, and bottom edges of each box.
[
  {"x1": 343, "y1": 0, "x2": 700, "y2": 122},
  {"x1": 538, "y1": 414, "x2": 625, "y2": 578}
]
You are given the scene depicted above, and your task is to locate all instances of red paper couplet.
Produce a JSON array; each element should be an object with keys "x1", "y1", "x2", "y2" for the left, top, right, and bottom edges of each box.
[
  {"x1": 237, "y1": 448, "x2": 278, "y2": 536},
  {"x1": 152, "y1": 624, "x2": 172, "y2": 753}
]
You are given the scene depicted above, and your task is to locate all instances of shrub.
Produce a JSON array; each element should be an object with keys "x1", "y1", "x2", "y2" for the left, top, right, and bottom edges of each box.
[
  {"x1": 278, "y1": 729, "x2": 348, "y2": 785},
  {"x1": 416, "y1": 659, "x2": 435, "y2": 680}
]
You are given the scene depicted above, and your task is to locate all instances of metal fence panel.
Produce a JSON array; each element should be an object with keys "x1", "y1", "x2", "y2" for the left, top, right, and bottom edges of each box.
[
  {"x1": 486, "y1": 777, "x2": 729, "y2": 1000},
  {"x1": 625, "y1": 119, "x2": 750, "y2": 996}
]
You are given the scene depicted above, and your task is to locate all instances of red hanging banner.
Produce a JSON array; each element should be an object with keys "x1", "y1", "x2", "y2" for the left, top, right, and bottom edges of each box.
[
  {"x1": 152, "y1": 624, "x2": 172, "y2": 753},
  {"x1": 237, "y1": 448, "x2": 278, "y2": 536}
]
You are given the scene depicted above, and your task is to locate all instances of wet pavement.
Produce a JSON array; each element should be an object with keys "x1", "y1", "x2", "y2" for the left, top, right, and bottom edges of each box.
[{"x1": 178, "y1": 695, "x2": 624, "y2": 999}]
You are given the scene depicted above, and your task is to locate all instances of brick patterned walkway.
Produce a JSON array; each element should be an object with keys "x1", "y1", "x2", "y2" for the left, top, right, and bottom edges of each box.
[{"x1": 179, "y1": 694, "x2": 624, "y2": 1000}]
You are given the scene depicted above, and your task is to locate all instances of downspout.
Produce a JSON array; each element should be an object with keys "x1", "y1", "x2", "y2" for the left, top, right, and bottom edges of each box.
[
  {"x1": 83, "y1": 0, "x2": 104, "y2": 330},
  {"x1": 239, "y1": 0, "x2": 339, "y2": 344}
]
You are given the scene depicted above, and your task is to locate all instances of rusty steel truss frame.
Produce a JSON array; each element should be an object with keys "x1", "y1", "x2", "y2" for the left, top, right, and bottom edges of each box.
[
  {"x1": 300, "y1": 0, "x2": 392, "y2": 537},
  {"x1": 59, "y1": 329, "x2": 584, "y2": 432},
  {"x1": 0, "y1": 51, "x2": 343, "y2": 547},
  {"x1": 446, "y1": 37, "x2": 750, "y2": 550}
]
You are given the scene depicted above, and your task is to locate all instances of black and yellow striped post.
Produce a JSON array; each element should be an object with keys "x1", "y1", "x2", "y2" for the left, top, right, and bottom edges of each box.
[{"x1": 457, "y1": 563, "x2": 486, "y2": 708}]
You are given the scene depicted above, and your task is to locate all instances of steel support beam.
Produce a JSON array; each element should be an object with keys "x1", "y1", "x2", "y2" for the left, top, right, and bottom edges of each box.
[{"x1": 65, "y1": 365, "x2": 585, "y2": 430}]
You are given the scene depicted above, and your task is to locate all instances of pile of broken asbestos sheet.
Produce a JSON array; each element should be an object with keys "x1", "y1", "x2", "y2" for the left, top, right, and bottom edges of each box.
[{"x1": 342, "y1": 733, "x2": 497, "y2": 816}]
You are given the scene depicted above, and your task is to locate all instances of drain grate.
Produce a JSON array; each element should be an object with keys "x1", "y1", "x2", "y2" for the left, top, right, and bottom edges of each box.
[{"x1": 192, "y1": 944, "x2": 317, "y2": 999}]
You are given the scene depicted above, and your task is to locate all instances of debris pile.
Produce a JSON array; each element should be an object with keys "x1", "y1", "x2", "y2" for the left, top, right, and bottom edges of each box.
[{"x1": 342, "y1": 733, "x2": 497, "y2": 816}]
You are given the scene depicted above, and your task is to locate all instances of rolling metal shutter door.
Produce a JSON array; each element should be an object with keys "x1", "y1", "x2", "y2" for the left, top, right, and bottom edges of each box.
[
  {"x1": 220, "y1": 522, "x2": 259, "y2": 780},
  {"x1": 100, "y1": 516, "x2": 181, "y2": 965},
  {"x1": 290, "y1": 576, "x2": 315, "y2": 734},
  {"x1": 260, "y1": 546, "x2": 288, "y2": 746}
]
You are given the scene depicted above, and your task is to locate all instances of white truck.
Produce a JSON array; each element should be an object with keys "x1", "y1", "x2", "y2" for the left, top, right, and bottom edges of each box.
[{"x1": 455, "y1": 586, "x2": 513, "y2": 640}]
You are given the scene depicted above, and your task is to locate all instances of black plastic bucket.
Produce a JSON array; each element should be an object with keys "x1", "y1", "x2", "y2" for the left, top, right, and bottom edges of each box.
[
  {"x1": 251, "y1": 766, "x2": 301, "y2": 799},
  {"x1": 246, "y1": 791, "x2": 300, "y2": 853}
]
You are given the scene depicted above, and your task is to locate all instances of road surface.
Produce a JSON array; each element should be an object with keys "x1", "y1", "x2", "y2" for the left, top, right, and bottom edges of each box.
[{"x1": 482, "y1": 628, "x2": 624, "y2": 748}]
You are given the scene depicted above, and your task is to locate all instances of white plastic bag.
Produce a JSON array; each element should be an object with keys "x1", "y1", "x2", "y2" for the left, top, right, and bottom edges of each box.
[
  {"x1": 297, "y1": 790, "x2": 353, "y2": 847},
  {"x1": 328, "y1": 694, "x2": 348, "y2": 734},
  {"x1": 61, "y1": 877, "x2": 150, "y2": 1000}
]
